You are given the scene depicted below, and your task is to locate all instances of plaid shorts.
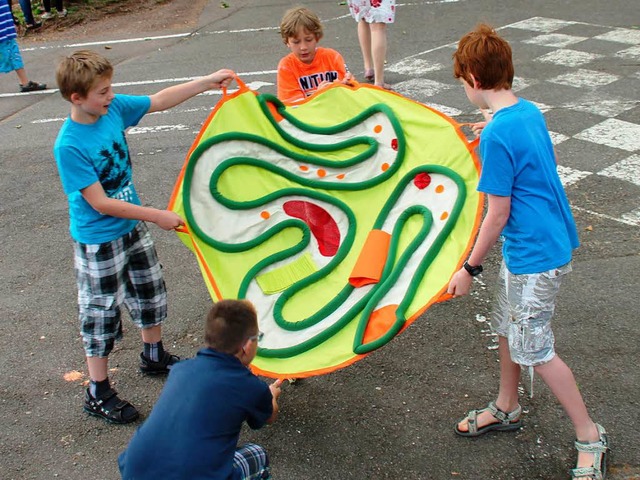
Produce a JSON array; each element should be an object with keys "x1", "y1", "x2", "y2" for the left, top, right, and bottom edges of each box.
[
  {"x1": 491, "y1": 260, "x2": 572, "y2": 367},
  {"x1": 74, "y1": 222, "x2": 167, "y2": 357},
  {"x1": 233, "y1": 443, "x2": 271, "y2": 480},
  {"x1": 0, "y1": 38, "x2": 24, "y2": 74}
]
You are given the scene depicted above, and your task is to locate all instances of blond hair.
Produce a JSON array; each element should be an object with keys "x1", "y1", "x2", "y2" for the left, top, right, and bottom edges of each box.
[
  {"x1": 279, "y1": 6, "x2": 323, "y2": 44},
  {"x1": 56, "y1": 50, "x2": 114, "y2": 101}
]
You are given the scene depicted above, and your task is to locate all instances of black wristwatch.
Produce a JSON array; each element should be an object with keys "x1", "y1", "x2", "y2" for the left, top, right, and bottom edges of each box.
[{"x1": 463, "y1": 261, "x2": 483, "y2": 276}]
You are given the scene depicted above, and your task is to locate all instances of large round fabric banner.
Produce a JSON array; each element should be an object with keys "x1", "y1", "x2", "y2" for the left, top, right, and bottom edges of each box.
[{"x1": 169, "y1": 78, "x2": 482, "y2": 378}]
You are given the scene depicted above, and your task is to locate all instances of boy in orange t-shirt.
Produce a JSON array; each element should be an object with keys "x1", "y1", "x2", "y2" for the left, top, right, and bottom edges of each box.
[{"x1": 277, "y1": 7, "x2": 353, "y2": 103}]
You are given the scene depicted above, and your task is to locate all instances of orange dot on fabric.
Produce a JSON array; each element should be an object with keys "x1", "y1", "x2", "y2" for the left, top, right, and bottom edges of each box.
[
  {"x1": 261, "y1": 211, "x2": 271, "y2": 220},
  {"x1": 381, "y1": 163, "x2": 390, "y2": 171},
  {"x1": 299, "y1": 165, "x2": 309, "y2": 172},
  {"x1": 374, "y1": 125, "x2": 383, "y2": 134},
  {"x1": 440, "y1": 211, "x2": 449, "y2": 221},
  {"x1": 435, "y1": 185, "x2": 445, "y2": 193},
  {"x1": 336, "y1": 174, "x2": 345, "y2": 180},
  {"x1": 317, "y1": 169, "x2": 327, "y2": 178}
]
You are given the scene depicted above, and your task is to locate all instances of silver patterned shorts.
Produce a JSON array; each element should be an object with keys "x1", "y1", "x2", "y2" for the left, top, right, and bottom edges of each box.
[{"x1": 491, "y1": 260, "x2": 572, "y2": 367}]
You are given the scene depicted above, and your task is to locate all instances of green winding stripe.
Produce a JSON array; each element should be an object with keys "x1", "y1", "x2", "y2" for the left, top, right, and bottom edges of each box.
[
  {"x1": 181, "y1": 93, "x2": 465, "y2": 359},
  {"x1": 352, "y1": 165, "x2": 467, "y2": 354}
]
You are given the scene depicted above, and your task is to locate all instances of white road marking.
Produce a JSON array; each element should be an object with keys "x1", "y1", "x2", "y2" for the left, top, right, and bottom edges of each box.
[
  {"x1": 616, "y1": 45, "x2": 640, "y2": 60},
  {"x1": 557, "y1": 165, "x2": 591, "y2": 187},
  {"x1": 506, "y1": 17, "x2": 577, "y2": 33},
  {"x1": 598, "y1": 155, "x2": 640, "y2": 186},
  {"x1": 394, "y1": 78, "x2": 453, "y2": 97},
  {"x1": 575, "y1": 119, "x2": 640, "y2": 152},
  {"x1": 548, "y1": 69, "x2": 620, "y2": 88},
  {"x1": 523, "y1": 33, "x2": 587, "y2": 48},
  {"x1": 573, "y1": 206, "x2": 640, "y2": 227},
  {"x1": 562, "y1": 97, "x2": 637, "y2": 117},
  {"x1": 387, "y1": 58, "x2": 444, "y2": 75},
  {"x1": 2, "y1": 76, "x2": 275, "y2": 99},
  {"x1": 128, "y1": 125, "x2": 189, "y2": 134},
  {"x1": 594, "y1": 28, "x2": 640, "y2": 45},
  {"x1": 21, "y1": 32, "x2": 193, "y2": 51},
  {"x1": 529, "y1": 100, "x2": 552, "y2": 113},
  {"x1": 621, "y1": 208, "x2": 640, "y2": 226},
  {"x1": 535, "y1": 49, "x2": 603, "y2": 67},
  {"x1": 0, "y1": 88, "x2": 56, "y2": 98},
  {"x1": 423, "y1": 102, "x2": 462, "y2": 117},
  {"x1": 549, "y1": 131, "x2": 570, "y2": 146},
  {"x1": 512, "y1": 77, "x2": 540, "y2": 92}
]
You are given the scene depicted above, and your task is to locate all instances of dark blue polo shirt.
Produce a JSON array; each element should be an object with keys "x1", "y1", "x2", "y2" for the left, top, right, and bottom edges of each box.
[{"x1": 118, "y1": 348, "x2": 273, "y2": 479}]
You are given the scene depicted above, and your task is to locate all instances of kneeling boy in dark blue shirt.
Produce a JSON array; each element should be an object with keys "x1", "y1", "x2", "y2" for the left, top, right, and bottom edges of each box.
[{"x1": 119, "y1": 300, "x2": 283, "y2": 480}]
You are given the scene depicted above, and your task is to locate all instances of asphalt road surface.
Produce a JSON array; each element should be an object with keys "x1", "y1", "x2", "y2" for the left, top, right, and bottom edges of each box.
[{"x1": 1, "y1": 1, "x2": 638, "y2": 479}]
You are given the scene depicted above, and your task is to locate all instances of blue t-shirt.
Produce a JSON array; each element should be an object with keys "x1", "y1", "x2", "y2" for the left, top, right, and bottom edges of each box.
[
  {"x1": 478, "y1": 98, "x2": 579, "y2": 274},
  {"x1": 54, "y1": 94, "x2": 151, "y2": 244},
  {"x1": 118, "y1": 348, "x2": 273, "y2": 480}
]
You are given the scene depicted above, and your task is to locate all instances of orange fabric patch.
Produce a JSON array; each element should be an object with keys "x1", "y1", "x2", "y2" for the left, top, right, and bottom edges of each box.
[
  {"x1": 362, "y1": 304, "x2": 399, "y2": 345},
  {"x1": 349, "y1": 229, "x2": 391, "y2": 287}
]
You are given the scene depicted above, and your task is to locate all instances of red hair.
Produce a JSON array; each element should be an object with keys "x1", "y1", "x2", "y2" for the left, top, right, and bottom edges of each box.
[{"x1": 453, "y1": 23, "x2": 514, "y2": 90}]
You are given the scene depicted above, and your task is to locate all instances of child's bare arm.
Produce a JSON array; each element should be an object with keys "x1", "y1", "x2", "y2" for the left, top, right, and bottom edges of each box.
[
  {"x1": 318, "y1": 72, "x2": 354, "y2": 92},
  {"x1": 266, "y1": 379, "x2": 283, "y2": 424},
  {"x1": 447, "y1": 194, "x2": 510, "y2": 297},
  {"x1": 341, "y1": 72, "x2": 354, "y2": 85},
  {"x1": 81, "y1": 181, "x2": 184, "y2": 230},
  {"x1": 470, "y1": 108, "x2": 493, "y2": 137},
  {"x1": 148, "y1": 69, "x2": 235, "y2": 113}
]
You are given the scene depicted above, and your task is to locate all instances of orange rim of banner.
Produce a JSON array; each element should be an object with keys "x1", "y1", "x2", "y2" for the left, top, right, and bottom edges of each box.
[{"x1": 170, "y1": 77, "x2": 485, "y2": 377}]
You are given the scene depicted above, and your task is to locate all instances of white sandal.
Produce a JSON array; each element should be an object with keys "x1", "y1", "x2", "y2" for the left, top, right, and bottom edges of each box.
[
  {"x1": 454, "y1": 400, "x2": 522, "y2": 437},
  {"x1": 570, "y1": 423, "x2": 609, "y2": 479}
]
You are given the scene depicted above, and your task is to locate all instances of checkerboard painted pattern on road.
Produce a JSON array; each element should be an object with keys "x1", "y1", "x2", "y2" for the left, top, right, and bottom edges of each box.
[
  {"x1": 22, "y1": 16, "x2": 639, "y2": 227},
  {"x1": 390, "y1": 17, "x2": 640, "y2": 227}
]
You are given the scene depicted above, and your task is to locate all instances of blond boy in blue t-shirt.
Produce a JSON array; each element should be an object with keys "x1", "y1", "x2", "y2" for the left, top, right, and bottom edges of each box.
[{"x1": 54, "y1": 49, "x2": 234, "y2": 424}]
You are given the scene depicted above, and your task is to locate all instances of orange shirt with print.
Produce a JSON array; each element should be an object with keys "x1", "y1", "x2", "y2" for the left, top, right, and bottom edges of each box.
[{"x1": 277, "y1": 47, "x2": 348, "y2": 103}]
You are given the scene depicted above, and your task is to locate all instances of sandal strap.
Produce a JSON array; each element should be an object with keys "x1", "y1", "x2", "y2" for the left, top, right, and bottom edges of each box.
[
  {"x1": 111, "y1": 400, "x2": 132, "y2": 413},
  {"x1": 570, "y1": 466, "x2": 603, "y2": 479},
  {"x1": 91, "y1": 388, "x2": 118, "y2": 406},
  {"x1": 574, "y1": 440, "x2": 608, "y2": 454},
  {"x1": 487, "y1": 401, "x2": 521, "y2": 423},
  {"x1": 464, "y1": 401, "x2": 521, "y2": 434},
  {"x1": 574, "y1": 423, "x2": 608, "y2": 453},
  {"x1": 466, "y1": 409, "x2": 479, "y2": 434}
]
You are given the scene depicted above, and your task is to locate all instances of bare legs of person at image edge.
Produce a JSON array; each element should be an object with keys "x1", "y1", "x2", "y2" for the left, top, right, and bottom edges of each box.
[
  {"x1": 1, "y1": 39, "x2": 47, "y2": 91},
  {"x1": 357, "y1": 19, "x2": 389, "y2": 89},
  {"x1": 456, "y1": 337, "x2": 605, "y2": 477},
  {"x1": 15, "y1": 65, "x2": 45, "y2": 91}
]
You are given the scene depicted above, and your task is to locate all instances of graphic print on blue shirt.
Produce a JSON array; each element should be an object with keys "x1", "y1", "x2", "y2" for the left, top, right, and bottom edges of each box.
[
  {"x1": 299, "y1": 70, "x2": 339, "y2": 94},
  {"x1": 97, "y1": 139, "x2": 134, "y2": 199}
]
